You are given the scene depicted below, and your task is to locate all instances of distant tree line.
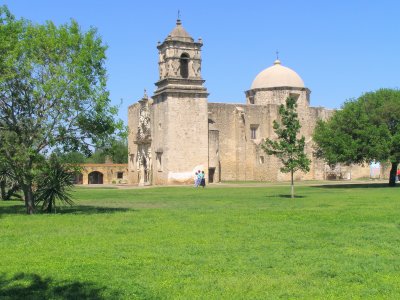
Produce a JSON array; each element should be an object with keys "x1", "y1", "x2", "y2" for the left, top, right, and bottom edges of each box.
[{"x1": 58, "y1": 139, "x2": 128, "y2": 164}]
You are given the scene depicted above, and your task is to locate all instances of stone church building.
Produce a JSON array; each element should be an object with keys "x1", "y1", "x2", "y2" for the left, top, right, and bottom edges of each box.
[{"x1": 127, "y1": 19, "x2": 369, "y2": 185}]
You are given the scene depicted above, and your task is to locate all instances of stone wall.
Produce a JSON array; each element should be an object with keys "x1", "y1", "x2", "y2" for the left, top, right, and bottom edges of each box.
[
  {"x1": 151, "y1": 96, "x2": 169, "y2": 185},
  {"x1": 128, "y1": 98, "x2": 370, "y2": 185},
  {"x1": 127, "y1": 102, "x2": 141, "y2": 185},
  {"x1": 208, "y1": 129, "x2": 220, "y2": 182},
  {"x1": 208, "y1": 102, "x2": 370, "y2": 182},
  {"x1": 245, "y1": 87, "x2": 310, "y2": 107},
  {"x1": 158, "y1": 96, "x2": 208, "y2": 185},
  {"x1": 77, "y1": 164, "x2": 129, "y2": 185},
  {"x1": 129, "y1": 95, "x2": 209, "y2": 186}
]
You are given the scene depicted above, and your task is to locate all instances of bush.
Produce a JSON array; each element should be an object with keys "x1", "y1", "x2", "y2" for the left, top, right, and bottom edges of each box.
[{"x1": 35, "y1": 156, "x2": 79, "y2": 213}]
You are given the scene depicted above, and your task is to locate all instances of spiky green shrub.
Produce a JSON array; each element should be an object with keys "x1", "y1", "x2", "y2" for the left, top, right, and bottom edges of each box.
[
  {"x1": 35, "y1": 156, "x2": 78, "y2": 213},
  {"x1": 0, "y1": 160, "x2": 21, "y2": 200}
]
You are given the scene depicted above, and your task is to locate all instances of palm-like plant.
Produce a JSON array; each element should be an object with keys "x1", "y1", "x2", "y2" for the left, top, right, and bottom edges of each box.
[
  {"x1": 0, "y1": 160, "x2": 21, "y2": 200},
  {"x1": 35, "y1": 155, "x2": 77, "y2": 213}
]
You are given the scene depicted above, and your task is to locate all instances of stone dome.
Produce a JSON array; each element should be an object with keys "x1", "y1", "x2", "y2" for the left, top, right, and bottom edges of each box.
[{"x1": 250, "y1": 60, "x2": 305, "y2": 89}]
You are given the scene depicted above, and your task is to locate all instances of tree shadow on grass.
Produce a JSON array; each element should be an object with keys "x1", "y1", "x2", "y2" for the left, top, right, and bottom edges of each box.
[
  {"x1": 58, "y1": 205, "x2": 132, "y2": 215},
  {"x1": 265, "y1": 194, "x2": 305, "y2": 199},
  {"x1": 312, "y1": 183, "x2": 393, "y2": 189},
  {"x1": 0, "y1": 272, "x2": 121, "y2": 300},
  {"x1": 0, "y1": 204, "x2": 131, "y2": 217}
]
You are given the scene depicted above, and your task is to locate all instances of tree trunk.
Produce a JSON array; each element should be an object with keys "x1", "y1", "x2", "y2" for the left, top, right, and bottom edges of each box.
[
  {"x1": 291, "y1": 170, "x2": 294, "y2": 199},
  {"x1": 389, "y1": 162, "x2": 398, "y2": 187},
  {"x1": 22, "y1": 183, "x2": 35, "y2": 214},
  {"x1": 0, "y1": 180, "x2": 6, "y2": 200},
  {"x1": 46, "y1": 200, "x2": 53, "y2": 214}
]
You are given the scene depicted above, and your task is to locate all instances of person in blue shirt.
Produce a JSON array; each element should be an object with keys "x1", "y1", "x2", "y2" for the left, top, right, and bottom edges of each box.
[{"x1": 200, "y1": 171, "x2": 206, "y2": 188}]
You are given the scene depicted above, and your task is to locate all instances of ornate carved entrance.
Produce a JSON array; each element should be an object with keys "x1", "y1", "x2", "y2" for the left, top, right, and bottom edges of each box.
[{"x1": 135, "y1": 92, "x2": 152, "y2": 185}]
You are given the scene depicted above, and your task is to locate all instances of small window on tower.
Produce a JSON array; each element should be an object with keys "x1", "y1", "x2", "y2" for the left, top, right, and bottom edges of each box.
[
  {"x1": 156, "y1": 152, "x2": 163, "y2": 172},
  {"x1": 180, "y1": 53, "x2": 189, "y2": 78},
  {"x1": 259, "y1": 156, "x2": 265, "y2": 164},
  {"x1": 250, "y1": 124, "x2": 259, "y2": 139},
  {"x1": 117, "y1": 172, "x2": 123, "y2": 179},
  {"x1": 249, "y1": 96, "x2": 254, "y2": 104}
]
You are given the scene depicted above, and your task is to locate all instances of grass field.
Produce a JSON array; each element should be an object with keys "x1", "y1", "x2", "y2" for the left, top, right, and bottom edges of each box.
[{"x1": 0, "y1": 183, "x2": 399, "y2": 299}]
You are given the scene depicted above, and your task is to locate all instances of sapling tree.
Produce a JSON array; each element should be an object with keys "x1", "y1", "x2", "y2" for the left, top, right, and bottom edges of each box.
[{"x1": 262, "y1": 96, "x2": 311, "y2": 198}]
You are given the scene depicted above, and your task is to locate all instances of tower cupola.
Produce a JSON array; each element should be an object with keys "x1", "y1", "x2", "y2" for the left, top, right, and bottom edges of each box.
[{"x1": 154, "y1": 19, "x2": 207, "y2": 98}]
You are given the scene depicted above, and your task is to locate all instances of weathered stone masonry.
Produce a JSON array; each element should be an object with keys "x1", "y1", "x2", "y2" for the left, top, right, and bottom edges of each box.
[{"x1": 127, "y1": 19, "x2": 370, "y2": 185}]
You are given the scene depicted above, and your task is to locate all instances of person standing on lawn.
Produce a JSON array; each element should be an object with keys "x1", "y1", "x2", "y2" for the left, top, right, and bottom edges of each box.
[{"x1": 200, "y1": 171, "x2": 206, "y2": 188}]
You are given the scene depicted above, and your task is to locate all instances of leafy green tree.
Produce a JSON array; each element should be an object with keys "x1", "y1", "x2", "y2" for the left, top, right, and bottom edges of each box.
[
  {"x1": 261, "y1": 96, "x2": 311, "y2": 198},
  {"x1": 108, "y1": 139, "x2": 128, "y2": 164},
  {"x1": 85, "y1": 138, "x2": 128, "y2": 164},
  {"x1": 57, "y1": 151, "x2": 87, "y2": 164},
  {"x1": 85, "y1": 149, "x2": 106, "y2": 163},
  {"x1": 0, "y1": 6, "x2": 123, "y2": 213},
  {"x1": 313, "y1": 88, "x2": 400, "y2": 186}
]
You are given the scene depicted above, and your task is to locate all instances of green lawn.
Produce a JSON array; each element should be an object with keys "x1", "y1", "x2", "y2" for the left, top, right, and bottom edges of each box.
[{"x1": 0, "y1": 184, "x2": 399, "y2": 299}]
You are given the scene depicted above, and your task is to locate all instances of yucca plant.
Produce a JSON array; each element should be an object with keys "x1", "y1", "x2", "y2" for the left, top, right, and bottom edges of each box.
[
  {"x1": 35, "y1": 155, "x2": 78, "y2": 213},
  {"x1": 0, "y1": 160, "x2": 21, "y2": 200}
]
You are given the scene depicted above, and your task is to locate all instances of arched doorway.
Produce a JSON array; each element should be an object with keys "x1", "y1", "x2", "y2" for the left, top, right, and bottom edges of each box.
[
  {"x1": 73, "y1": 173, "x2": 83, "y2": 184},
  {"x1": 88, "y1": 171, "x2": 103, "y2": 184}
]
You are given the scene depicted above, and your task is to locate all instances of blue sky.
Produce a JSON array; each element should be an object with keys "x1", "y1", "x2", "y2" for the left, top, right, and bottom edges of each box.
[{"x1": 3, "y1": 0, "x2": 400, "y2": 124}]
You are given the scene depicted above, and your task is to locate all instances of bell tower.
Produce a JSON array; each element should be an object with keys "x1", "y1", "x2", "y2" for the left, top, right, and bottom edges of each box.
[
  {"x1": 151, "y1": 19, "x2": 209, "y2": 184},
  {"x1": 154, "y1": 18, "x2": 207, "y2": 96}
]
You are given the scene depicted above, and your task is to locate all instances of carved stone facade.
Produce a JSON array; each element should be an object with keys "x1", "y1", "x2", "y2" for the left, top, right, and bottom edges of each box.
[
  {"x1": 127, "y1": 20, "x2": 370, "y2": 186},
  {"x1": 134, "y1": 94, "x2": 152, "y2": 185}
]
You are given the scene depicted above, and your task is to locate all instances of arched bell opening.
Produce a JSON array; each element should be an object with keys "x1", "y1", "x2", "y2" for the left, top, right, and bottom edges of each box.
[{"x1": 180, "y1": 53, "x2": 190, "y2": 78}]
